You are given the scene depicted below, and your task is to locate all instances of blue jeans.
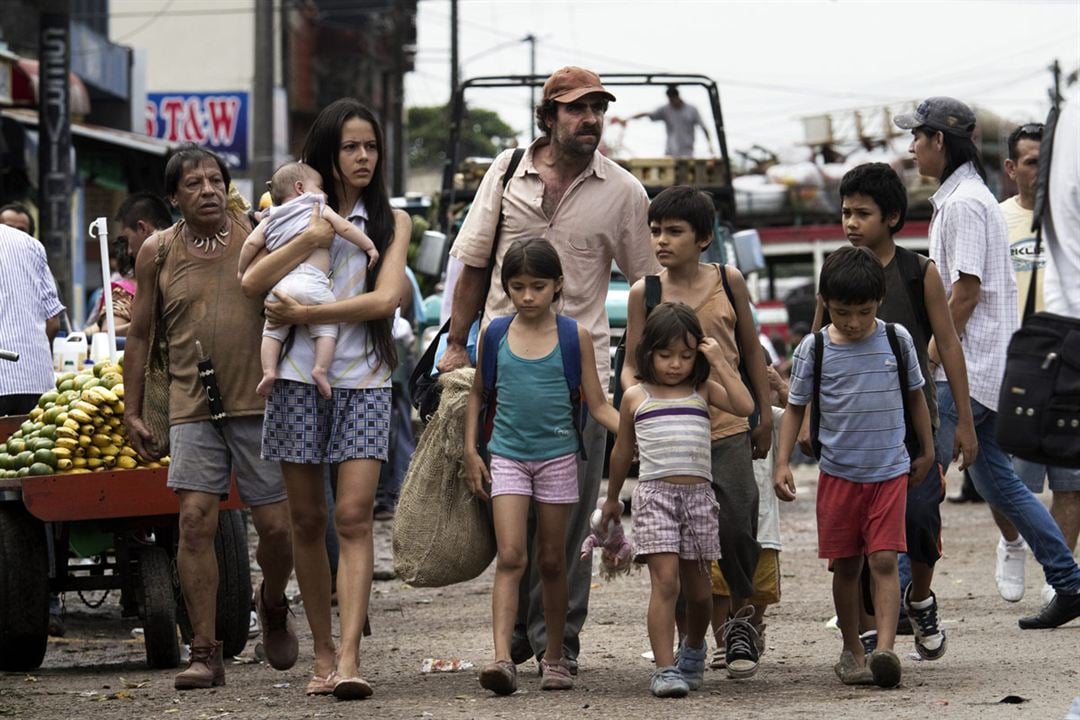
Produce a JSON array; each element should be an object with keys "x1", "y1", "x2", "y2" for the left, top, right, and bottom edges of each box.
[{"x1": 936, "y1": 383, "x2": 1080, "y2": 593}]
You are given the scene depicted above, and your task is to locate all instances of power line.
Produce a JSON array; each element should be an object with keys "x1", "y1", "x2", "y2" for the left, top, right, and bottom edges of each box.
[{"x1": 106, "y1": 0, "x2": 175, "y2": 43}]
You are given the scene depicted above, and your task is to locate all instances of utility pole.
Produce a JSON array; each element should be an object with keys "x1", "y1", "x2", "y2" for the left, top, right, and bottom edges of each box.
[
  {"x1": 1050, "y1": 58, "x2": 1062, "y2": 111},
  {"x1": 253, "y1": 0, "x2": 274, "y2": 195},
  {"x1": 524, "y1": 33, "x2": 536, "y2": 140},
  {"x1": 450, "y1": 0, "x2": 459, "y2": 99},
  {"x1": 38, "y1": 0, "x2": 72, "y2": 315}
]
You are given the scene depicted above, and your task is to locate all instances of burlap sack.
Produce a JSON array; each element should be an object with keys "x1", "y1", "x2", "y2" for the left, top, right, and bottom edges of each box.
[{"x1": 393, "y1": 368, "x2": 495, "y2": 587}]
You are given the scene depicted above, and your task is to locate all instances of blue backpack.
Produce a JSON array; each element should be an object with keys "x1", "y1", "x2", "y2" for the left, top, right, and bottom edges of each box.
[{"x1": 479, "y1": 314, "x2": 587, "y2": 458}]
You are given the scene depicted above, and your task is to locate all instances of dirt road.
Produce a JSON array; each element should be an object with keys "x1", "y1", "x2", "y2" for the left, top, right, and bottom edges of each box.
[{"x1": 2, "y1": 465, "x2": 1077, "y2": 719}]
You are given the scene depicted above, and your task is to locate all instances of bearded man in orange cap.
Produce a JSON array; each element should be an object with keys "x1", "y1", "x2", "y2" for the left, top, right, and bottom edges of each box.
[{"x1": 438, "y1": 66, "x2": 658, "y2": 674}]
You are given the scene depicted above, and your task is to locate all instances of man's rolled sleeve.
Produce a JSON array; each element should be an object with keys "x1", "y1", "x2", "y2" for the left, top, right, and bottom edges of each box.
[
  {"x1": 613, "y1": 188, "x2": 660, "y2": 283},
  {"x1": 942, "y1": 198, "x2": 987, "y2": 284},
  {"x1": 448, "y1": 149, "x2": 512, "y2": 269}
]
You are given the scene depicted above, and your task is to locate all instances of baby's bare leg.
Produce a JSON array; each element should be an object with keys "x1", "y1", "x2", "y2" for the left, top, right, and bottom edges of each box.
[
  {"x1": 257, "y1": 336, "x2": 284, "y2": 397},
  {"x1": 312, "y1": 335, "x2": 336, "y2": 399}
]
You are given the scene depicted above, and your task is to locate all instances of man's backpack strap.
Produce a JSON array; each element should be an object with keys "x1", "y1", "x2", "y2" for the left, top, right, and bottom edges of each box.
[
  {"x1": 488, "y1": 148, "x2": 526, "y2": 268},
  {"x1": 502, "y1": 148, "x2": 526, "y2": 188},
  {"x1": 810, "y1": 330, "x2": 824, "y2": 460}
]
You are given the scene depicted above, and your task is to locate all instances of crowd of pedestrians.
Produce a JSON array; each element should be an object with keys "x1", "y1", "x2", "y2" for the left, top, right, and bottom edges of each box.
[{"x1": 1, "y1": 66, "x2": 1077, "y2": 702}]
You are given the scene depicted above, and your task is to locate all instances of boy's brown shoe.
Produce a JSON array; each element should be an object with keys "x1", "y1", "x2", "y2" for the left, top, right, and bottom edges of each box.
[
  {"x1": 256, "y1": 582, "x2": 299, "y2": 670},
  {"x1": 834, "y1": 650, "x2": 873, "y2": 686},
  {"x1": 175, "y1": 640, "x2": 225, "y2": 690},
  {"x1": 868, "y1": 649, "x2": 902, "y2": 688}
]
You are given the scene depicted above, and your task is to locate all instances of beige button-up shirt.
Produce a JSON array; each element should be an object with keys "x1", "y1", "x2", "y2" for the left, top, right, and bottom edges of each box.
[{"x1": 450, "y1": 139, "x2": 658, "y2": 386}]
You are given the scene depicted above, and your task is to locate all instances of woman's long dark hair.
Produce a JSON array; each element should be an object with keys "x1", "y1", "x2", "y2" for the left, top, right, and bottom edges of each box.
[{"x1": 301, "y1": 98, "x2": 397, "y2": 371}]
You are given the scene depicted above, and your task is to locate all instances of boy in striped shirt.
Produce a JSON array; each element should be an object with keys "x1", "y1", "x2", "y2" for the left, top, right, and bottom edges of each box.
[{"x1": 774, "y1": 246, "x2": 934, "y2": 688}]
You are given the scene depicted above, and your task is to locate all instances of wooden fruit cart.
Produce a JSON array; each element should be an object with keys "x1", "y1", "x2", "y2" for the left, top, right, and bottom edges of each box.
[{"x1": 0, "y1": 414, "x2": 251, "y2": 672}]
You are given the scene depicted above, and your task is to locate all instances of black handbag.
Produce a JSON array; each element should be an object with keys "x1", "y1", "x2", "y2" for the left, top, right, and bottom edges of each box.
[
  {"x1": 995, "y1": 105, "x2": 1080, "y2": 468},
  {"x1": 409, "y1": 148, "x2": 525, "y2": 422}
]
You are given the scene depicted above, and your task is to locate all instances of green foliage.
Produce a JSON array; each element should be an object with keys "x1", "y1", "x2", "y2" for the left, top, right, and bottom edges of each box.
[{"x1": 407, "y1": 104, "x2": 517, "y2": 170}]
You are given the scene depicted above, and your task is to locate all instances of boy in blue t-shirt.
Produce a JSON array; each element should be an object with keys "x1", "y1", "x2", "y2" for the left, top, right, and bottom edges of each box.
[{"x1": 774, "y1": 246, "x2": 934, "y2": 689}]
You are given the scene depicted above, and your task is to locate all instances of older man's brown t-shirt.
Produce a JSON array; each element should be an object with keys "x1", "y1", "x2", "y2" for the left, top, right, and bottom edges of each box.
[{"x1": 157, "y1": 215, "x2": 265, "y2": 424}]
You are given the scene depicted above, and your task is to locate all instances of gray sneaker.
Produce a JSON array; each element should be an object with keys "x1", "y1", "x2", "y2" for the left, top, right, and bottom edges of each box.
[
  {"x1": 650, "y1": 665, "x2": 689, "y2": 698},
  {"x1": 675, "y1": 639, "x2": 707, "y2": 690}
]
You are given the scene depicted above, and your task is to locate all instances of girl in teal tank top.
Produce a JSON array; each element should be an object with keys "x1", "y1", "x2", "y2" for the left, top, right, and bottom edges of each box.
[{"x1": 463, "y1": 238, "x2": 619, "y2": 695}]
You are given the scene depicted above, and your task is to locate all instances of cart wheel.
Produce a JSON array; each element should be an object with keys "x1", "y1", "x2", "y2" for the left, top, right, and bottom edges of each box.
[
  {"x1": 138, "y1": 546, "x2": 180, "y2": 668},
  {"x1": 216, "y1": 509, "x2": 252, "y2": 658},
  {"x1": 0, "y1": 503, "x2": 49, "y2": 671}
]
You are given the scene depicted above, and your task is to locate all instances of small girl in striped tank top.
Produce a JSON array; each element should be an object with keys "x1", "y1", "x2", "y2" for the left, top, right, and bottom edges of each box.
[{"x1": 603, "y1": 302, "x2": 754, "y2": 698}]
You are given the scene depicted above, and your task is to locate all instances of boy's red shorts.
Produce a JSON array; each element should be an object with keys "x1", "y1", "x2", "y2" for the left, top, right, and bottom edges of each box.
[{"x1": 816, "y1": 471, "x2": 907, "y2": 560}]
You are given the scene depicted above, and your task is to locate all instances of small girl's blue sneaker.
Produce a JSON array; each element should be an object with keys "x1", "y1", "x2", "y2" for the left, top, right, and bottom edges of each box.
[
  {"x1": 675, "y1": 640, "x2": 707, "y2": 690},
  {"x1": 650, "y1": 665, "x2": 689, "y2": 698}
]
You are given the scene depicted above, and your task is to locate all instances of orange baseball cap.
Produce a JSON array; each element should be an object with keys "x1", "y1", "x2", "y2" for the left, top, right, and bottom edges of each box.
[{"x1": 542, "y1": 66, "x2": 616, "y2": 104}]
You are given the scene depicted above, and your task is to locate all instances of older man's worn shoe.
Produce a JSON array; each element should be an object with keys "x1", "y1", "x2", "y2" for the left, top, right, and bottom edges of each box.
[
  {"x1": 175, "y1": 640, "x2": 225, "y2": 689},
  {"x1": 256, "y1": 582, "x2": 299, "y2": 670},
  {"x1": 479, "y1": 660, "x2": 517, "y2": 695},
  {"x1": 1018, "y1": 591, "x2": 1080, "y2": 629}
]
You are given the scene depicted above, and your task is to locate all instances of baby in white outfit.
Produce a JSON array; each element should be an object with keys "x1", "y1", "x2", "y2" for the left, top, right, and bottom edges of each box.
[{"x1": 237, "y1": 161, "x2": 378, "y2": 399}]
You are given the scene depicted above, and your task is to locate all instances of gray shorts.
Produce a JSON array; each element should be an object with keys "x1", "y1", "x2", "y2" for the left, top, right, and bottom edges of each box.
[
  {"x1": 168, "y1": 416, "x2": 287, "y2": 506},
  {"x1": 1014, "y1": 457, "x2": 1080, "y2": 493}
]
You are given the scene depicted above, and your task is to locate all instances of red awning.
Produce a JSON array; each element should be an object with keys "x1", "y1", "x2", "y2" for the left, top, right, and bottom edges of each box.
[{"x1": 11, "y1": 58, "x2": 92, "y2": 116}]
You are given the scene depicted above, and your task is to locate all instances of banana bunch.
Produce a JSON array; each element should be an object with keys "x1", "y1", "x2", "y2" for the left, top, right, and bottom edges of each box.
[{"x1": 0, "y1": 359, "x2": 170, "y2": 477}]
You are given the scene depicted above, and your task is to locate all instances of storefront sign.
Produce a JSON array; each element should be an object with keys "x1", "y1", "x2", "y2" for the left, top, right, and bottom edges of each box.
[
  {"x1": 145, "y1": 91, "x2": 249, "y2": 170},
  {"x1": 39, "y1": 11, "x2": 73, "y2": 304}
]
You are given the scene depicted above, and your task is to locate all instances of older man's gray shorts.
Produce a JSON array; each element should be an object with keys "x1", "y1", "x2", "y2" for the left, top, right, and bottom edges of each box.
[{"x1": 167, "y1": 416, "x2": 287, "y2": 506}]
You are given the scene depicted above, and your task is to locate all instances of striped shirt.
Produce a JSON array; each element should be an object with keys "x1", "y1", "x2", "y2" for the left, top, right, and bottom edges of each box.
[
  {"x1": 788, "y1": 320, "x2": 924, "y2": 483},
  {"x1": 277, "y1": 198, "x2": 392, "y2": 390},
  {"x1": 0, "y1": 226, "x2": 65, "y2": 395},
  {"x1": 634, "y1": 388, "x2": 713, "y2": 483},
  {"x1": 929, "y1": 162, "x2": 1017, "y2": 411}
]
